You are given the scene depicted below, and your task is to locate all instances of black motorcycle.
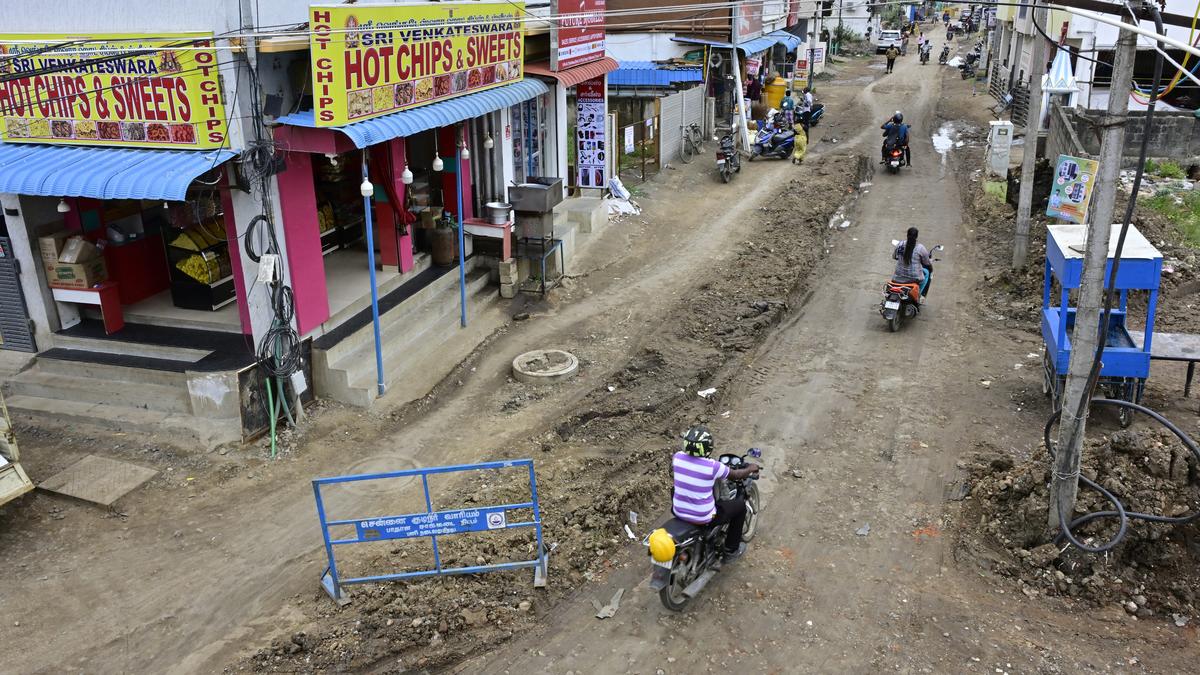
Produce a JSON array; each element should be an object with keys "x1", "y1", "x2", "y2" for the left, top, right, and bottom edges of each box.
[
  {"x1": 880, "y1": 242, "x2": 944, "y2": 332},
  {"x1": 716, "y1": 133, "x2": 741, "y2": 183},
  {"x1": 920, "y1": 46, "x2": 931, "y2": 64},
  {"x1": 959, "y1": 53, "x2": 978, "y2": 79},
  {"x1": 648, "y1": 448, "x2": 763, "y2": 611},
  {"x1": 939, "y1": 45, "x2": 950, "y2": 64},
  {"x1": 882, "y1": 139, "x2": 906, "y2": 174}
]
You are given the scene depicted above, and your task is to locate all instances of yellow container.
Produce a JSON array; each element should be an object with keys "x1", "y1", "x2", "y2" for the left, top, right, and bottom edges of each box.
[{"x1": 764, "y1": 77, "x2": 789, "y2": 111}]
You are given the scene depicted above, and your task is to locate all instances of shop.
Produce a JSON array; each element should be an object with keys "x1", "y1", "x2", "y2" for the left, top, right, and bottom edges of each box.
[{"x1": 0, "y1": 33, "x2": 251, "y2": 338}]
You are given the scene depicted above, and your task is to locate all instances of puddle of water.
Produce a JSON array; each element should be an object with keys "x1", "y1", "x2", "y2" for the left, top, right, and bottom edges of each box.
[{"x1": 932, "y1": 123, "x2": 956, "y2": 158}]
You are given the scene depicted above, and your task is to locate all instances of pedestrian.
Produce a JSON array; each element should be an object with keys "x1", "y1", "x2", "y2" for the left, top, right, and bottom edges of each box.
[
  {"x1": 900, "y1": 35, "x2": 909, "y2": 56},
  {"x1": 866, "y1": 25, "x2": 872, "y2": 41},
  {"x1": 885, "y1": 45, "x2": 899, "y2": 73},
  {"x1": 780, "y1": 88, "x2": 796, "y2": 127}
]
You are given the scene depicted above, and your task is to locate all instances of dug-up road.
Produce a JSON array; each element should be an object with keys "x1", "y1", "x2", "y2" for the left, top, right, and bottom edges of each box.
[{"x1": 464, "y1": 59, "x2": 1200, "y2": 672}]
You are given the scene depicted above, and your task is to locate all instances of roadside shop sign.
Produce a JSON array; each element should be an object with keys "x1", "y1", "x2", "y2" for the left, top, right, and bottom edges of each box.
[
  {"x1": 1046, "y1": 154, "x2": 1099, "y2": 224},
  {"x1": 551, "y1": 0, "x2": 606, "y2": 71},
  {"x1": 575, "y1": 75, "x2": 606, "y2": 188},
  {"x1": 0, "y1": 33, "x2": 228, "y2": 148},
  {"x1": 311, "y1": 459, "x2": 549, "y2": 603},
  {"x1": 733, "y1": 2, "x2": 764, "y2": 43},
  {"x1": 309, "y1": 2, "x2": 525, "y2": 127}
]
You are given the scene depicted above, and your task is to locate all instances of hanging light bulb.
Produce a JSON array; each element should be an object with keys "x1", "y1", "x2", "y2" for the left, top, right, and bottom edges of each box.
[
  {"x1": 484, "y1": 134, "x2": 494, "y2": 150},
  {"x1": 401, "y1": 164, "x2": 414, "y2": 185},
  {"x1": 432, "y1": 155, "x2": 444, "y2": 172},
  {"x1": 460, "y1": 142, "x2": 470, "y2": 161},
  {"x1": 360, "y1": 178, "x2": 374, "y2": 198},
  {"x1": 56, "y1": 198, "x2": 70, "y2": 213}
]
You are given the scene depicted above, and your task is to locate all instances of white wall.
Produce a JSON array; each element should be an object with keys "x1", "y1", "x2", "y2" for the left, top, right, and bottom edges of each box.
[{"x1": 607, "y1": 33, "x2": 694, "y2": 62}]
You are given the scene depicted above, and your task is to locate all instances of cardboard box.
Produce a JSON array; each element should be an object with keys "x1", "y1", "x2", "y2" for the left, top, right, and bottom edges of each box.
[
  {"x1": 38, "y1": 231, "x2": 70, "y2": 266},
  {"x1": 48, "y1": 257, "x2": 108, "y2": 289},
  {"x1": 58, "y1": 236, "x2": 98, "y2": 264}
]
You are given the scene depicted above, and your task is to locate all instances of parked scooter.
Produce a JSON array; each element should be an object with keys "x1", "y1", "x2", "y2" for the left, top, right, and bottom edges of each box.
[
  {"x1": 797, "y1": 102, "x2": 825, "y2": 127},
  {"x1": 939, "y1": 45, "x2": 950, "y2": 64},
  {"x1": 749, "y1": 114, "x2": 795, "y2": 161},
  {"x1": 880, "y1": 242, "x2": 944, "y2": 332},
  {"x1": 647, "y1": 448, "x2": 763, "y2": 611},
  {"x1": 716, "y1": 132, "x2": 741, "y2": 183}
]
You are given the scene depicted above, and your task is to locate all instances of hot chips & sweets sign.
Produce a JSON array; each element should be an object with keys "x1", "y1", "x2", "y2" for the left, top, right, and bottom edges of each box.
[
  {"x1": 0, "y1": 32, "x2": 228, "y2": 148},
  {"x1": 310, "y1": 2, "x2": 525, "y2": 127}
]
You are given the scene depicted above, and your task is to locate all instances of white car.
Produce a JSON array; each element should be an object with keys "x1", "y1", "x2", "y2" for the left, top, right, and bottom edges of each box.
[{"x1": 876, "y1": 29, "x2": 903, "y2": 54}]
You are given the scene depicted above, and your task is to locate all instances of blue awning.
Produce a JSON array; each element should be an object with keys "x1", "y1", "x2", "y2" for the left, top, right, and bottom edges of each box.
[
  {"x1": 672, "y1": 31, "x2": 802, "y2": 55},
  {"x1": 276, "y1": 78, "x2": 550, "y2": 149},
  {"x1": 0, "y1": 143, "x2": 237, "y2": 201},
  {"x1": 609, "y1": 62, "x2": 704, "y2": 87}
]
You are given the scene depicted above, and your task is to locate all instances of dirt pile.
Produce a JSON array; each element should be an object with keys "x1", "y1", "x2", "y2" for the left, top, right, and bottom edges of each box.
[
  {"x1": 957, "y1": 427, "x2": 1200, "y2": 623},
  {"x1": 236, "y1": 155, "x2": 866, "y2": 672}
]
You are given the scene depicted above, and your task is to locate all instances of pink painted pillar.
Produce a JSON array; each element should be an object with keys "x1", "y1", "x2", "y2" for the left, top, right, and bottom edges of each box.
[
  {"x1": 375, "y1": 137, "x2": 414, "y2": 272},
  {"x1": 437, "y1": 126, "x2": 475, "y2": 220},
  {"x1": 276, "y1": 152, "x2": 330, "y2": 336},
  {"x1": 220, "y1": 175, "x2": 252, "y2": 335}
]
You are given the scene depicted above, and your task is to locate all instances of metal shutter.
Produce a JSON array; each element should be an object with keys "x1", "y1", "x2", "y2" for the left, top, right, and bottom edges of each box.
[{"x1": 0, "y1": 237, "x2": 36, "y2": 352}]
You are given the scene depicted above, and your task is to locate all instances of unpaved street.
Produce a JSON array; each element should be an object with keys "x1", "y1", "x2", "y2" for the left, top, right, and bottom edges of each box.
[{"x1": 3, "y1": 52, "x2": 1199, "y2": 674}]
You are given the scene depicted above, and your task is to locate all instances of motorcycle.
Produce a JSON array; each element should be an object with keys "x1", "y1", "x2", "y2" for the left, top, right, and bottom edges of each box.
[
  {"x1": 647, "y1": 448, "x2": 762, "y2": 611},
  {"x1": 797, "y1": 102, "x2": 825, "y2": 127},
  {"x1": 959, "y1": 61, "x2": 976, "y2": 79},
  {"x1": 749, "y1": 117, "x2": 795, "y2": 161},
  {"x1": 919, "y1": 46, "x2": 930, "y2": 64},
  {"x1": 882, "y1": 141, "x2": 905, "y2": 174},
  {"x1": 880, "y1": 242, "x2": 944, "y2": 332},
  {"x1": 716, "y1": 133, "x2": 741, "y2": 183},
  {"x1": 939, "y1": 45, "x2": 950, "y2": 64}
]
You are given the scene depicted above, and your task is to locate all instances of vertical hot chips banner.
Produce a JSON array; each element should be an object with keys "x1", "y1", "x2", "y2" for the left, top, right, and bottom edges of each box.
[
  {"x1": 0, "y1": 33, "x2": 227, "y2": 148},
  {"x1": 310, "y1": 2, "x2": 525, "y2": 127}
]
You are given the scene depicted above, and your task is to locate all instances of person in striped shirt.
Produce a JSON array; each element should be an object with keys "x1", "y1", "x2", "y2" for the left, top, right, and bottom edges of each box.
[{"x1": 673, "y1": 426, "x2": 760, "y2": 562}]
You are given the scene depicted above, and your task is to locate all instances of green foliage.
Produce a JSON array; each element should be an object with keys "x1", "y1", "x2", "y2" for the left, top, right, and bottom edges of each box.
[
  {"x1": 1143, "y1": 190, "x2": 1200, "y2": 246},
  {"x1": 1144, "y1": 158, "x2": 1159, "y2": 175},
  {"x1": 1159, "y1": 160, "x2": 1186, "y2": 179}
]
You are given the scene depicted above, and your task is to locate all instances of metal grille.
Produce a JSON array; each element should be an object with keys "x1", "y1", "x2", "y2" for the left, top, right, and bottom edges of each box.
[
  {"x1": 0, "y1": 237, "x2": 36, "y2": 352},
  {"x1": 988, "y1": 63, "x2": 1009, "y2": 101},
  {"x1": 658, "y1": 85, "x2": 706, "y2": 167},
  {"x1": 1010, "y1": 83, "x2": 1031, "y2": 129}
]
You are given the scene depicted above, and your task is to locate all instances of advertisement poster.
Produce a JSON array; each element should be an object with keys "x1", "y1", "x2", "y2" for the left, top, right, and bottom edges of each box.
[
  {"x1": 794, "y1": 57, "x2": 809, "y2": 80},
  {"x1": 551, "y1": 0, "x2": 606, "y2": 71},
  {"x1": 734, "y1": 3, "x2": 764, "y2": 43},
  {"x1": 0, "y1": 32, "x2": 227, "y2": 148},
  {"x1": 1046, "y1": 154, "x2": 1099, "y2": 223},
  {"x1": 745, "y1": 57, "x2": 762, "y2": 77},
  {"x1": 310, "y1": 2, "x2": 524, "y2": 127},
  {"x1": 623, "y1": 125, "x2": 634, "y2": 154},
  {"x1": 575, "y1": 76, "x2": 606, "y2": 188}
]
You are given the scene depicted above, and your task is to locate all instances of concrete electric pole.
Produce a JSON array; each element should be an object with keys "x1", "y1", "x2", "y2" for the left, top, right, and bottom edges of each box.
[
  {"x1": 1048, "y1": 22, "x2": 1138, "y2": 530},
  {"x1": 1011, "y1": 1, "x2": 1049, "y2": 269}
]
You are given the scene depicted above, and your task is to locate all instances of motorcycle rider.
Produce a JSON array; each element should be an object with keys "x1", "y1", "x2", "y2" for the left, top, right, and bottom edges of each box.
[
  {"x1": 892, "y1": 227, "x2": 933, "y2": 302},
  {"x1": 673, "y1": 426, "x2": 760, "y2": 562},
  {"x1": 881, "y1": 111, "x2": 911, "y2": 166}
]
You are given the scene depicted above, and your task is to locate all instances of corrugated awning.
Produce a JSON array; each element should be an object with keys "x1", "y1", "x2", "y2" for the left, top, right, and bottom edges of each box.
[
  {"x1": 275, "y1": 78, "x2": 550, "y2": 149},
  {"x1": 0, "y1": 143, "x2": 236, "y2": 201},
  {"x1": 524, "y1": 57, "x2": 620, "y2": 88},
  {"x1": 609, "y1": 61, "x2": 704, "y2": 87},
  {"x1": 672, "y1": 31, "x2": 803, "y2": 54}
]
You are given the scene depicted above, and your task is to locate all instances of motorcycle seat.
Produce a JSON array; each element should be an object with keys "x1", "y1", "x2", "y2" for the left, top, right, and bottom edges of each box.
[
  {"x1": 773, "y1": 131, "x2": 796, "y2": 142},
  {"x1": 887, "y1": 281, "x2": 920, "y2": 298},
  {"x1": 663, "y1": 516, "x2": 714, "y2": 541}
]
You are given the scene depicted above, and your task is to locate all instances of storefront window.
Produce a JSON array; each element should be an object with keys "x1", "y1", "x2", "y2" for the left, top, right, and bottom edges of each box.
[{"x1": 511, "y1": 94, "x2": 550, "y2": 181}]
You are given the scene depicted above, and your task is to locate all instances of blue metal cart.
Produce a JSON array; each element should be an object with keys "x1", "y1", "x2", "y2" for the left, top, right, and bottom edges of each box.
[{"x1": 1041, "y1": 224, "x2": 1163, "y2": 428}]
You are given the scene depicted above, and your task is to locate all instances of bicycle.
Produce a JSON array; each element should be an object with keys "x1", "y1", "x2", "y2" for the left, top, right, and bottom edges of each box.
[{"x1": 680, "y1": 122, "x2": 703, "y2": 163}]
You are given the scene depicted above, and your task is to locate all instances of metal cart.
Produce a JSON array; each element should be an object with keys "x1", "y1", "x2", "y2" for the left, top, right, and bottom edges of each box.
[{"x1": 1041, "y1": 224, "x2": 1162, "y2": 428}]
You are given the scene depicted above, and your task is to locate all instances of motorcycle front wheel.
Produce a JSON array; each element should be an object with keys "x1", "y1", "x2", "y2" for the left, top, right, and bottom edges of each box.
[
  {"x1": 742, "y1": 482, "x2": 761, "y2": 542},
  {"x1": 659, "y1": 550, "x2": 698, "y2": 611}
]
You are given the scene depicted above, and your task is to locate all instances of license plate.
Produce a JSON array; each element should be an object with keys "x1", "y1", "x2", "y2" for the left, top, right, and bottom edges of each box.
[
  {"x1": 652, "y1": 558, "x2": 673, "y2": 569},
  {"x1": 717, "y1": 159, "x2": 726, "y2": 165},
  {"x1": 884, "y1": 301, "x2": 901, "y2": 310}
]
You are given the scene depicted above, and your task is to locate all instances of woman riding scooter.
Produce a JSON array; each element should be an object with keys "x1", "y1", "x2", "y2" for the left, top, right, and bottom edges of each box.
[{"x1": 892, "y1": 227, "x2": 933, "y2": 302}]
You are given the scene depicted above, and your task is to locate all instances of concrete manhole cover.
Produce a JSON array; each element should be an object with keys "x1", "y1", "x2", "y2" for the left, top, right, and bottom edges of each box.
[{"x1": 512, "y1": 349, "x2": 579, "y2": 384}]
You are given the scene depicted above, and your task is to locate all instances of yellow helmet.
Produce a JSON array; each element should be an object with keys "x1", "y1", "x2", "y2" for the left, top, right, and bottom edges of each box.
[{"x1": 648, "y1": 528, "x2": 676, "y2": 563}]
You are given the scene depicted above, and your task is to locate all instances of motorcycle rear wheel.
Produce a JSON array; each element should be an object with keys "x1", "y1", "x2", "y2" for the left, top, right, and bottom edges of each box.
[
  {"x1": 659, "y1": 553, "x2": 697, "y2": 611},
  {"x1": 889, "y1": 312, "x2": 902, "y2": 332},
  {"x1": 721, "y1": 168, "x2": 731, "y2": 183},
  {"x1": 742, "y1": 483, "x2": 761, "y2": 542}
]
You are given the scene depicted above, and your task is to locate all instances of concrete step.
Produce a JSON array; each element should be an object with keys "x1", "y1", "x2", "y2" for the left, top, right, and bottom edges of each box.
[
  {"x1": 5, "y1": 370, "x2": 192, "y2": 414},
  {"x1": 51, "y1": 334, "x2": 212, "y2": 362},
  {"x1": 321, "y1": 270, "x2": 495, "y2": 407},
  {"x1": 34, "y1": 353, "x2": 190, "y2": 388},
  {"x1": 345, "y1": 280, "x2": 503, "y2": 407},
  {"x1": 4, "y1": 394, "x2": 239, "y2": 447}
]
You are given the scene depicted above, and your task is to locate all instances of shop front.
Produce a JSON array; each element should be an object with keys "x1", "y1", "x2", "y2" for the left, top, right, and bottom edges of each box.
[{"x1": 270, "y1": 1, "x2": 540, "y2": 406}]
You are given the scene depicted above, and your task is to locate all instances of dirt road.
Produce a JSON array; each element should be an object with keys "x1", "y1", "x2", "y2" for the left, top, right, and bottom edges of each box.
[{"x1": 463, "y1": 56, "x2": 1200, "y2": 674}]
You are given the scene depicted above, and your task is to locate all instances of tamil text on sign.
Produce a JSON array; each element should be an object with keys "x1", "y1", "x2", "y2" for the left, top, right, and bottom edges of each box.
[
  {"x1": 0, "y1": 33, "x2": 227, "y2": 149},
  {"x1": 309, "y1": 2, "x2": 524, "y2": 127}
]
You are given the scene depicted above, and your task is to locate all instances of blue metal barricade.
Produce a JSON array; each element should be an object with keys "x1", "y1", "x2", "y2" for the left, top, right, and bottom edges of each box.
[{"x1": 312, "y1": 459, "x2": 548, "y2": 603}]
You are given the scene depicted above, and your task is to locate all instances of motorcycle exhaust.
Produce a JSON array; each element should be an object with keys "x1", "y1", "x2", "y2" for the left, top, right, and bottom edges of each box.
[{"x1": 682, "y1": 568, "x2": 718, "y2": 598}]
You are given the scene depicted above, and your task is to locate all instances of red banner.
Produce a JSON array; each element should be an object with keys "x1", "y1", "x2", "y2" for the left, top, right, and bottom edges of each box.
[{"x1": 552, "y1": 0, "x2": 606, "y2": 71}]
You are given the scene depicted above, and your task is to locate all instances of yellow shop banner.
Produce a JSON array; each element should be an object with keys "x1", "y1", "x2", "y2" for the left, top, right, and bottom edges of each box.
[
  {"x1": 310, "y1": 2, "x2": 524, "y2": 127},
  {"x1": 0, "y1": 32, "x2": 227, "y2": 149}
]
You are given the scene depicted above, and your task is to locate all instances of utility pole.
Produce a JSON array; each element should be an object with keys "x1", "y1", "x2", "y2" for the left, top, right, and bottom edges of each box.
[
  {"x1": 837, "y1": 0, "x2": 843, "y2": 55},
  {"x1": 808, "y1": 9, "x2": 818, "y2": 92},
  {"x1": 1011, "y1": 0, "x2": 1049, "y2": 269},
  {"x1": 1048, "y1": 22, "x2": 1138, "y2": 530}
]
